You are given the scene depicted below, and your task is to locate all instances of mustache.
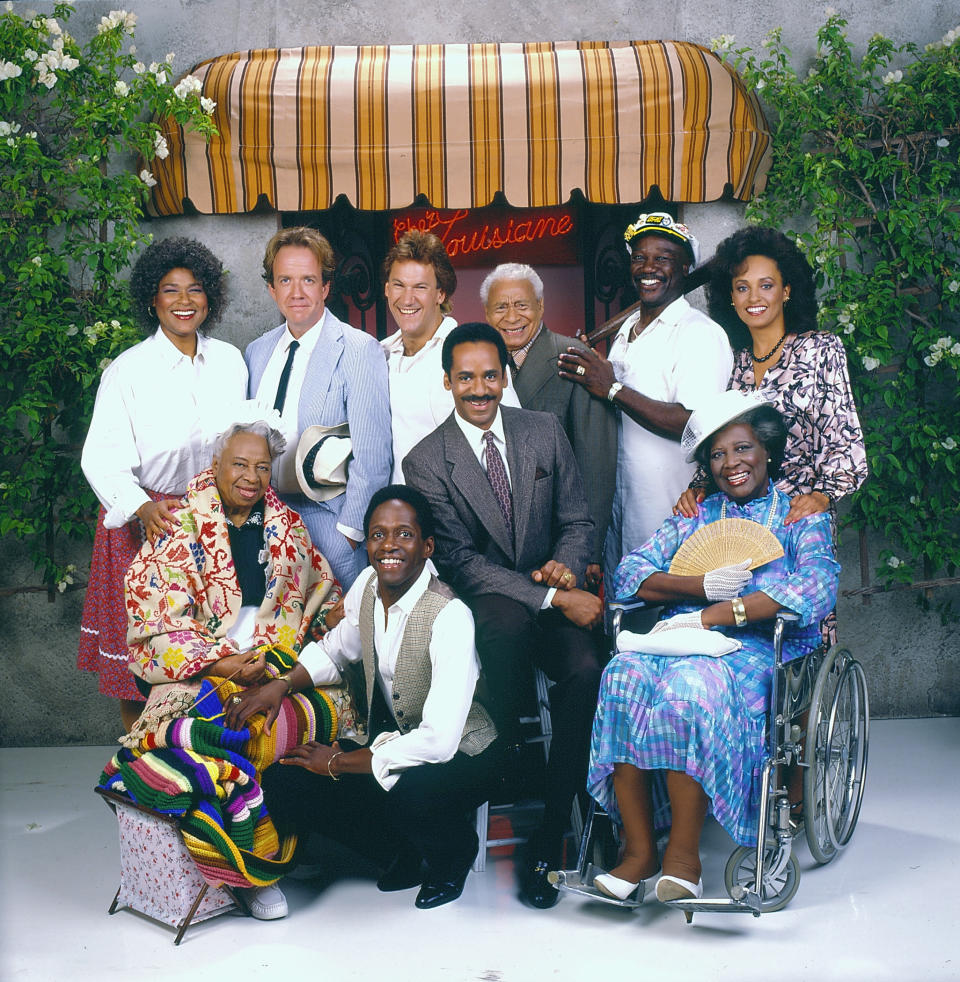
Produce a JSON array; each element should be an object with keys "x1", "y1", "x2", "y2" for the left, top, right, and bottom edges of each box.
[{"x1": 463, "y1": 395, "x2": 495, "y2": 403}]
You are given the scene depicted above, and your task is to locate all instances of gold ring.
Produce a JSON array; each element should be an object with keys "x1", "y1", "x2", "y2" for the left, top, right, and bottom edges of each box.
[
  {"x1": 563, "y1": 572, "x2": 572, "y2": 580},
  {"x1": 575, "y1": 365, "x2": 585, "y2": 376},
  {"x1": 231, "y1": 695, "x2": 242, "y2": 706}
]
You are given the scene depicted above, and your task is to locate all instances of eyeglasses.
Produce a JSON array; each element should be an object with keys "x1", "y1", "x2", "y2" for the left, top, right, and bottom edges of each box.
[{"x1": 489, "y1": 301, "x2": 534, "y2": 316}]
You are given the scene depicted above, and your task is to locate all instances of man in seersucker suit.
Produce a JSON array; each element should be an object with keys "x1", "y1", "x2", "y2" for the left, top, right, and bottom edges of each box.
[
  {"x1": 246, "y1": 226, "x2": 392, "y2": 590},
  {"x1": 403, "y1": 322, "x2": 604, "y2": 910}
]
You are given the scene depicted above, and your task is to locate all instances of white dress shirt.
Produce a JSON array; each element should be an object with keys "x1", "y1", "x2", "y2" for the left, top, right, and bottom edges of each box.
[
  {"x1": 81, "y1": 329, "x2": 248, "y2": 528},
  {"x1": 608, "y1": 295, "x2": 733, "y2": 553},
  {"x1": 451, "y1": 408, "x2": 555, "y2": 608},
  {"x1": 298, "y1": 565, "x2": 480, "y2": 790},
  {"x1": 382, "y1": 316, "x2": 520, "y2": 482},
  {"x1": 251, "y1": 313, "x2": 324, "y2": 494},
  {"x1": 250, "y1": 311, "x2": 363, "y2": 543}
]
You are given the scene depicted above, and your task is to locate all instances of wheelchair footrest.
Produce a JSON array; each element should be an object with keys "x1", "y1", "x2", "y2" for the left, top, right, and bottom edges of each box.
[
  {"x1": 664, "y1": 892, "x2": 762, "y2": 918},
  {"x1": 548, "y1": 865, "x2": 643, "y2": 909}
]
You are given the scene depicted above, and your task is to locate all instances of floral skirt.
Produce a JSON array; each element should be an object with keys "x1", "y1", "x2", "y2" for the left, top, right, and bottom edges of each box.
[
  {"x1": 587, "y1": 643, "x2": 774, "y2": 847},
  {"x1": 78, "y1": 494, "x2": 163, "y2": 701}
]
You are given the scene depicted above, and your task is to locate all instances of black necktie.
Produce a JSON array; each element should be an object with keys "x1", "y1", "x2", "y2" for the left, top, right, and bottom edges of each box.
[{"x1": 273, "y1": 340, "x2": 299, "y2": 413}]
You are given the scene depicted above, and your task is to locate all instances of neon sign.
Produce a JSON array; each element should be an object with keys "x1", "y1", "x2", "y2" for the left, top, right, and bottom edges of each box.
[{"x1": 391, "y1": 205, "x2": 577, "y2": 266}]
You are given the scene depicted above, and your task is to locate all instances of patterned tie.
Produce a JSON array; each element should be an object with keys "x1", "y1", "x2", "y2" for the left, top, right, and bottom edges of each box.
[
  {"x1": 273, "y1": 339, "x2": 299, "y2": 413},
  {"x1": 482, "y1": 430, "x2": 513, "y2": 537}
]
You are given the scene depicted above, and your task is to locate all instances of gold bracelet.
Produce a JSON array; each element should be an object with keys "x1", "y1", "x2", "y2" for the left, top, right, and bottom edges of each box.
[
  {"x1": 327, "y1": 750, "x2": 344, "y2": 781},
  {"x1": 731, "y1": 597, "x2": 747, "y2": 627}
]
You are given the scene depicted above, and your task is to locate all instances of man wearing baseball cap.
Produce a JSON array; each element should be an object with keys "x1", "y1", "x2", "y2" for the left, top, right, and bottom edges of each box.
[{"x1": 558, "y1": 212, "x2": 733, "y2": 589}]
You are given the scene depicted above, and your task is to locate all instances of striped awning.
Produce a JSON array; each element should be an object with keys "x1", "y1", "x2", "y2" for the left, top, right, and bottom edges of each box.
[{"x1": 148, "y1": 40, "x2": 770, "y2": 216}]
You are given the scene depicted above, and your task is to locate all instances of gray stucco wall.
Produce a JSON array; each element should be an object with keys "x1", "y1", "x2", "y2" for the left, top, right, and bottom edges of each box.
[{"x1": 2, "y1": 0, "x2": 958, "y2": 746}]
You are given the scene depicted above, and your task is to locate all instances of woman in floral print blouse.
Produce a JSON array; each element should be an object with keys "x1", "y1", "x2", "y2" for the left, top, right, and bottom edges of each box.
[{"x1": 675, "y1": 226, "x2": 868, "y2": 526}]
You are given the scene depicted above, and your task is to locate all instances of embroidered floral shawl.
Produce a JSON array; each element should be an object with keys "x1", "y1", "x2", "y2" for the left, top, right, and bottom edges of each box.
[{"x1": 126, "y1": 468, "x2": 340, "y2": 683}]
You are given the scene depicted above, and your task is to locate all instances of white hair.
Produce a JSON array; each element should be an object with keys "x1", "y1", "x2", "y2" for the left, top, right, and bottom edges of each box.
[
  {"x1": 211, "y1": 421, "x2": 286, "y2": 462},
  {"x1": 480, "y1": 263, "x2": 544, "y2": 305}
]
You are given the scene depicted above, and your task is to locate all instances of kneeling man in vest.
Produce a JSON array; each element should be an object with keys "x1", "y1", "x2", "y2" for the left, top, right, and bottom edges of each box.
[{"x1": 229, "y1": 484, "x2": 499, "y2": 912}]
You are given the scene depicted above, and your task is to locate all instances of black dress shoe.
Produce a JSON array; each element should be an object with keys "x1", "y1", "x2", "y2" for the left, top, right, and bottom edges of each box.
[
  {"x1": 520, "y1": 858, "x2": 560, "y2": 909},
  {"x1": 377, "y1": 849, "x2": 424, "y2": 892},
  {"x1": 414, "y1": 868, "x2": 470, "y2": 909}
]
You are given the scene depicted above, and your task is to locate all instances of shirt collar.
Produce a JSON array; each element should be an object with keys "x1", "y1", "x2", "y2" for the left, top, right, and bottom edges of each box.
[
  {"x1": 453, "y1": 405, "x2": 506, "y2": 456},
  {"x1": 149, "y1": 326, "x2": 210, "y2": 365},
  {"x1": 510, "y1": 324, "x2": 543, "y2": 370},
  {"x1": 618, "y1": 294, "x2": 692, "y2": 342},
  {"x1": 382, "y1": 314, "x2": 456, "y2": 357},
  {"x1": 283, "y1": 309, "x2": 326, "y2": 355},
  {"x1": 373, "y1": 562, "x2": 433, "y2": 615}
]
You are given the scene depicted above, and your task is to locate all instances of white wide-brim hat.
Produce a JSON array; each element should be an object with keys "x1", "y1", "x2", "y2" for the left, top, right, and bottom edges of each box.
[
  {"x1": 295, "y1": 422, "x2": 352, "y2": 502},
  {"x1": 681, "y1": 390, "x2": 773, "y2": 462}
]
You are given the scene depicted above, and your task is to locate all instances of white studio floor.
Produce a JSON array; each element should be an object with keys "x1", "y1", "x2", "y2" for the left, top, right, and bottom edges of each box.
[{"x1": 1, "y1": 716, "x2": 958, "y2": 982}]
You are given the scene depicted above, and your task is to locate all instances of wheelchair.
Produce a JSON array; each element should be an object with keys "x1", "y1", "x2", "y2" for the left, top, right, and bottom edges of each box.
[{"x1": 549, "y1": 598, "x2": 870, "y2": 919}]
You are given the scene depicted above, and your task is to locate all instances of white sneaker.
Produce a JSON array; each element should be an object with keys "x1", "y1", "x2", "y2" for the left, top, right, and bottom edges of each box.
[{"x1": 246, "y1": 883, "x2": 288, "y2": 920}]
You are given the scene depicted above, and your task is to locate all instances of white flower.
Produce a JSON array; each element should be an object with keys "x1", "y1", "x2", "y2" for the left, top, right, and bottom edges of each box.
[
  {"x1": 148, "y1": 61, "x2": 159, "y2": 73},
  {"x1": 139, "y1": 168, "x2": 157, "y2": 187},
  {"x1": 882, "y1": 70, "x2": 903, "y2": 85},
  {"x1": 844, "y1": 323, "x2": 855, "y2": 335},
  {"x1": 909, "y1": 495, "x2": 919, "y2": 505},
  {"x1": 948, "y1": 280, "x2": 959, "y2": 293},
  {"x1": 98, "y1": 357, "x2": 113, "y2": 372},
  {"x1": 710, "y1": 34, "x2": 736, "y2": 52},
  {"x1": 25, "y1": 130, "x2": 36, "y2": 139},
  {"x1": 24, "y1": 49, "x2": 38, "y2": 62},
  {"x1": 153, "y1": 132, "x2": 169, "y2": 159},
  {"x1": 937, "y1": 138, "x2": 949, "y2": 148},
  {"x1": 825, "y1": 6, "x2": 837, "y2": 16},
  {"x1": 755, "y1": 78, "x2": 766, "y2": 91},
  {"x1": 942, "y1": 437, "x2": 958, "y2": 450},
  {"x1": 837, "y1": 311, "x2": 850, "y2": 324},
  {"x1": 57, "y1": 580, "x2": 67, "y2": 593},
  {"x1": 133, "y1": 61, "x2": 146, "y2": 74},
  {"x1": 0, "y1": 60, "x2": 24, "y2": 81},
  {"x1": 129, "y1": 45, "x2": 137, "y2": 55},
  {"x1": 31, "y1": 255, "x2": 42, "y2": 266},
  {"x1": 66, "y1": 325, "x2": 78, "y2": 337},
  {"x1": 4, "y1": 2, "x2": 12, "y2": 11},
  {"x1": 114, "y1": 80, "x2": 129, "y2": 96},
  {"x1": 924, "y1": 354, "x2": 936, "y2": 367},
  {"x1": 944, "y1": 28, "x2": 959, "y2": 46},
  {"x1": 37, "y1": 69, "x2": 57, "y2": 89},
  {"x1": 201, "y1": 96, "x2": 216, "y2": 114},
  {"x1": 862, "y1": 356, "x2": 880, "y2": 371},
  {"x1": 5, "y1": 137, "x2": 12, "y2": 147},
  {"x1": 0, "y1": 121, "x2": 19, "y2": 136},
  {"x1": 173, "y1": 74, "x2": 203, "y2": 100},
  {"x1": 97, "y1": 10, "x2": 137, "y2": 34},
  {"x1": 154, "y1": 68, "x2": 167, "y2": 85},
  {"x1": 45, "y1": 17, "x2": 62, "y2": 36},
  {"x1": 951, "y1": 343, "x2": 960, "y2": 357},
  {"x1": 886, "y1": 556, "x2": 901, "y2": 568},
  {"x1": 165, "y1": 52, "x2": 175, "y2": 64}
]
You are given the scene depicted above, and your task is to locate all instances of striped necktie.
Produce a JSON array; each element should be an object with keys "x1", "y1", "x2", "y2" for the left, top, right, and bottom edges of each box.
[{"x1": 482, "y1": 430, "x2": 513, "y2": 537}]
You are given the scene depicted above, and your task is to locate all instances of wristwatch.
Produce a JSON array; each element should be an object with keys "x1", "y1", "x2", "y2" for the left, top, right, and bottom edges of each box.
[{"x1": 606, "y1": 381, "x2": 623, "y2": 402}]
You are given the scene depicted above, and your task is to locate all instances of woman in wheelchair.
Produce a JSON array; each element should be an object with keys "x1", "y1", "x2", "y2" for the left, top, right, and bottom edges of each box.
[{"x1": 587, "y1": 391, "x2": 839, "y2": 904}]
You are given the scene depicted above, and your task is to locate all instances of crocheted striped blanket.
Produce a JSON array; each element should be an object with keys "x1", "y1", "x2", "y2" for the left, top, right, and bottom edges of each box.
[{"x1": 99, "y1": 649, "x2": 343, "y2": 889}]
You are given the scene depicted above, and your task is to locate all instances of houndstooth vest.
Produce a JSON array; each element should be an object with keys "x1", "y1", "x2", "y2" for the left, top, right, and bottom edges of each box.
[{"x1": 357, "y1": 573, "x2": 496, "y2": 756}]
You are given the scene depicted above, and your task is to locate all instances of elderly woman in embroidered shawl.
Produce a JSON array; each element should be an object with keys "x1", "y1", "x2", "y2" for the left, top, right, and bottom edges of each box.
[
  {"x1": 587, "y1": 391, "x2": 839, "y2": 907},
  {"x1": 125, "y1": 420, "x2": 342, "y2": 701}
]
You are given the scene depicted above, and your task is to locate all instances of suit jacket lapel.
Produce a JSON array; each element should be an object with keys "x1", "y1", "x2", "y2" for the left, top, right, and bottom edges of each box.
[
  {"x1": 513, "y1": 327, "x2": 556, "y2": 405},
  {"x1": 299, "y1": 315, "x2": 343, "y2": 428},
  {"x1": 444, "y1": 416, "x2": 515, "y2": 560},
  {"x1": 503, "y1": 409, "x2": 536, "y2": 556}
]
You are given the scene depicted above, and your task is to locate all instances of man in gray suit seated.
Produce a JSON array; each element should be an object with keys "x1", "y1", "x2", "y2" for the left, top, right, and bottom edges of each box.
[
  {"x1": 483, "y1": 263, "x2": 617, "y2": 588},
  {"x1": 403, "y1": 322, "x2": 604, "y2": 909},
  {"x1": 245, "y1": 227, "x2": 392, "y2": 589}
]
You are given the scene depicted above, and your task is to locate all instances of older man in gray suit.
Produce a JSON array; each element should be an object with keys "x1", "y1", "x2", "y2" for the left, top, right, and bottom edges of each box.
[
  {"x1": 483, "y1": 263, "x2": 617, "y2": 587},
  {"x1": 403, "y1": 322, "x2": 603, "y2": 910}
]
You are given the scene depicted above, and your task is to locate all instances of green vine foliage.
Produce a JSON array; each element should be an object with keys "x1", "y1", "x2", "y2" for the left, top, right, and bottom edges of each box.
[
  {"x1": 712, "y1": 17, "x2": 960, "y2": 595},
  {"x1": 0, "y1": 3, "x2": 214, "y2": 591}
]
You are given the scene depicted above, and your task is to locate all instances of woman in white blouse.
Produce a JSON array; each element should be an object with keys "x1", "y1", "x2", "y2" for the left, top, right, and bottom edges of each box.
[{"x1": 78, "y1": 238, "x2": 247, "y2": 730}]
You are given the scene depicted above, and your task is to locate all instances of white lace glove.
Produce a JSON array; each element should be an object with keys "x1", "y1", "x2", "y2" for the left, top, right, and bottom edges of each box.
[
  {"x1": 703, "y1": 559, "x2": 753, "y2": 601},
  {"x1": 650, "y1": 610, "x2": 705, "y2": 633}
]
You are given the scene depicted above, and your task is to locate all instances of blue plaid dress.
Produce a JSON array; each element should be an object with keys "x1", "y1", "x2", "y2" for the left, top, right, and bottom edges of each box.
[{"x1": 587, "y1": 483, "x2": 839, "y2": 846}]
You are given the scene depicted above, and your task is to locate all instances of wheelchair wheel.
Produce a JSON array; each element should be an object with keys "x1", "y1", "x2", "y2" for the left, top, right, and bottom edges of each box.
[
  {"x1": 724, "y1": 843, "x2": 800, "y2": 912},
  {"x1": 803, "y1": 646, "x2": 870, "y2": 865}
]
